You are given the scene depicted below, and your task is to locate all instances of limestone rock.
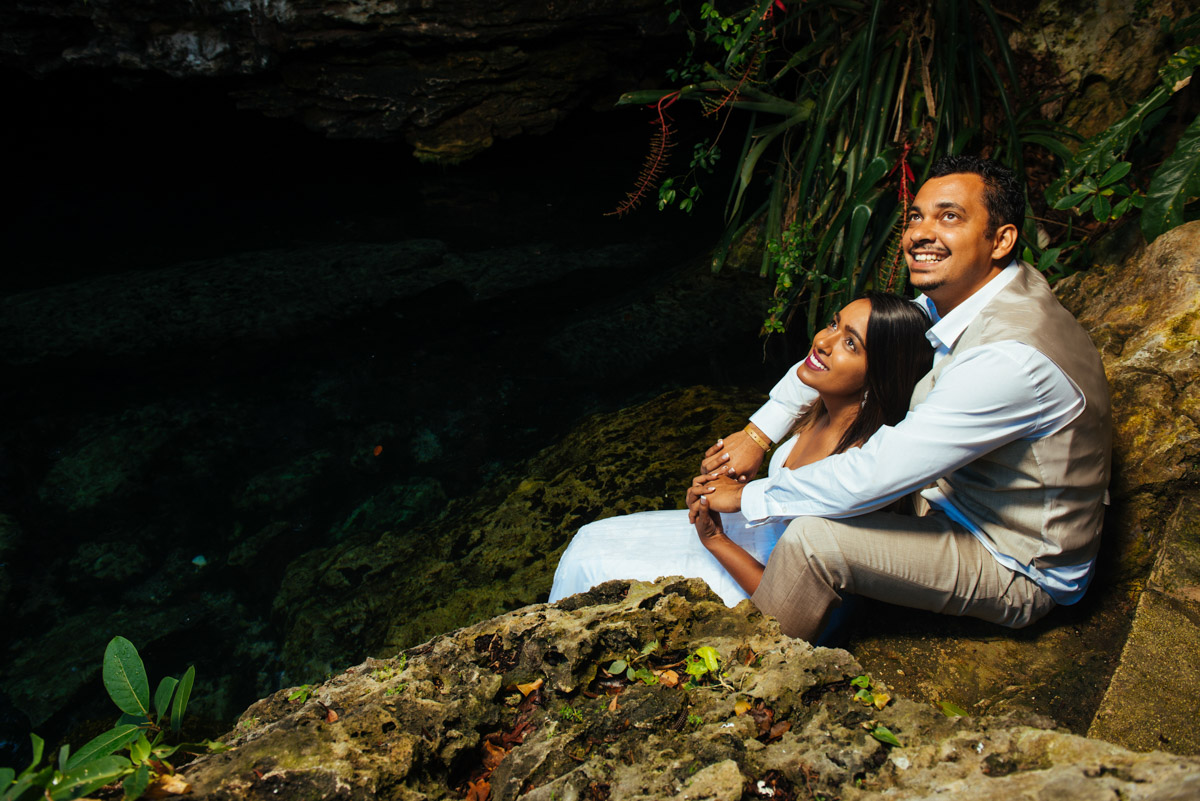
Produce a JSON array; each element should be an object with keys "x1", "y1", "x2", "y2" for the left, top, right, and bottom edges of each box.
[
  {"x1": 179, "y1": 578, "x2": 1200, "y2": 800},
  {"x1": 1007, "y1": 0, "x2": 1193, "y2": 137}
]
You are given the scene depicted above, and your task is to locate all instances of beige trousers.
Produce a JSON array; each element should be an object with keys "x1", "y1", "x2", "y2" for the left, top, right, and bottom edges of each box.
[{"x1": 750, "y1": 509, "x2": 1056, "y2": 642}]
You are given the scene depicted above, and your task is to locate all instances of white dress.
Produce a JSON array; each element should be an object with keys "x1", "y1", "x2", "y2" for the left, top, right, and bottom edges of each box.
[{"x1": 548, "y1": 438, "x2": 798, "y2": 606}]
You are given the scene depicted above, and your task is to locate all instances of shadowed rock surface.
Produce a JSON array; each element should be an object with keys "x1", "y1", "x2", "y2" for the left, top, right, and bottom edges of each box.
[
  {"x1": 179, "y1": 578, "x2": 1200, "y2": 800},
  {"x1": 0, "y1": 0, "x2": 674, "y2": 161}
]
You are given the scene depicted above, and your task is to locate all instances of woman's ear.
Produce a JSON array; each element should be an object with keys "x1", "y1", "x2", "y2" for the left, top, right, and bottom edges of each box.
[{"x1": 990, "y1": 222, "x2": 1019, "y2": 262}]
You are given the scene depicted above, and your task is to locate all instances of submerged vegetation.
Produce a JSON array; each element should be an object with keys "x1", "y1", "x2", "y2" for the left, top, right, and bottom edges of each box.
[{"x1": 614, "y1": 1, "x2": 1200, "y2": 334}]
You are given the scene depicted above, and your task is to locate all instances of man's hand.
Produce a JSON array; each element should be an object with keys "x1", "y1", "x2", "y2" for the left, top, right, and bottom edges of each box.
[
  {"x1": 690, "y1": 473, "x2": 745, "y2": 513},
  {"x1": 701, "y1": 429, "x2": 768, "y2": 481}
]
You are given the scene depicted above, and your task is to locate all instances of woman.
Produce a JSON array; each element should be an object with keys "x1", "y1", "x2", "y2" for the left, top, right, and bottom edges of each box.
[{"x1": 549, "y1": 292, "x2": 933, "y2": 606}]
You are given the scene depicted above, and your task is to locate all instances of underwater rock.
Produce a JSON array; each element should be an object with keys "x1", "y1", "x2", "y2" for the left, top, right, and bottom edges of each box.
[
  {"x1": 0, "y1": 0, "x2": 672, "y2": 159},
  {"x1": 0, "y1": 240, "x2": 665, "y2": 366},
  {"x1": 179, "y1": 578, "x2": 1200, "y2": 800},
  {"x1": 271, "y1": 386, "x2": 764, "y2": 682}
]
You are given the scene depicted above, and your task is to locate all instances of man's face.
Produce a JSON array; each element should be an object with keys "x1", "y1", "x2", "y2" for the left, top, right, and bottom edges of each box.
[{"x1": 903, "y1": 172, "x2": 1012, "y2": 314}]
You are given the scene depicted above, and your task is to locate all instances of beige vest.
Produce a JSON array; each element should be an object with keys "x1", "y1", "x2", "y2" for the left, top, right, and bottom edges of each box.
[{"x1": 909, "y1": 262, "x2": 1112, "y2": 570}]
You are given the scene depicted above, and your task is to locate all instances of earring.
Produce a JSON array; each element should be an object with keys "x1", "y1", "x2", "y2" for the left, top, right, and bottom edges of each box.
[{"x1": 861, "y1": 389, "x2": 869, "y2": 408}]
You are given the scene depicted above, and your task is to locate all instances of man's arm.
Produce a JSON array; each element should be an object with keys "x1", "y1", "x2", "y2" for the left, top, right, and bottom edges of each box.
[
  {"x1": 702, "y1": 361, "x2": 818, "y2": 478},
  {"x1": 738, "y1": 342, "x2": 1084, "y2": 520}
]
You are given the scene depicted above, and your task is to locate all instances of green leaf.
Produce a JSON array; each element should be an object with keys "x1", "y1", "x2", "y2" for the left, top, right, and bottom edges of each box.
[
  {"x1": 103, "y1": 637, "x2": 150, "y2": 718},
  {"x1": 57, "y1": 744, "x2": 69, "y2": 774},
  {"x1": 1142, "y1": 110, "x2": 1200, "y2": 242},
  {"x1": 939, "y1": 700, "x2": 969, "y2": 717},
  {"x1": 694, "y1": 647, "x2": 721, "y2": 674},
  {"x1": 850, "y1": 674, "x2": 871, "y2": 689},
  {"x1": 47, "y1": 756, "x2": 130, "y2": 801},
  {"x1": 854, "y1": 688, "x2": 875, "y2": 704},
  {"x1": 608, "y1": 659, "x2": 628, "y2": 675},
  {"x1": 870, "y1": 725, "x2": 902, "y2": 747},
  {"x1": 170, "y1": 666, "x2": 195, "y2": 733},
  {"x1": 1098, "y1": 161, "x2": 1133, "y2": 186},
  {"x1": 1092, "y1": 192, "x2": 1112, "y2": 221},
  {"x1": 65, "y1": 725, "x2": 140, "y2": 772},
  {"x1": 1052, "y1": 191, "x2": 1091, "y2": 210},
  {"x1": 1037, "y1": 247, "x2": 1063, "y2": 273},
  {"x1": 28, "y1": 733, "x2": 45, "y2": 773},
  {"x1": 129, "y1": 734, "x2": 152, "y2": 766},
  {"x1": 0, "y1": 768, "x2": 14, "y2": 788},
  {"x1": 123, "y1": 763, "x2": 151, "y2": 800},
  {"x1": 640, "y1": 640, "x2": 660, "y2": 657},
  {"x1": 154, "y1": 677, "x2": 179, "y2": 724}
]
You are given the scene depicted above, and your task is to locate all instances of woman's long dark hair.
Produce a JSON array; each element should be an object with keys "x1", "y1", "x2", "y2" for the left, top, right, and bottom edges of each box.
[{"x1": 797, "y1": 291, "x2": 934, "y2": 454}]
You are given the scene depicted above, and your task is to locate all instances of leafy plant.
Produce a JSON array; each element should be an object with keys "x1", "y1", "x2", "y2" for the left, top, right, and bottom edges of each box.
[
  {"x1": 1040, "y1": 44, "x2": 1200, "y2": 269},
  {"x1": 616, "y1": 0, "x2": 1032, "y2": 335},
  {"x1": 287, "y1": 684, "x2": 314, "y2": 704},
  {"x1": 604, "y1": 640, "x2": 663, "y2": 686},
  {"x1": 0, "y1": 636, "x2": 222, "y2": 801},
  {"x1": 558, "y1": 705, "x2": 585, "y2": 723}
]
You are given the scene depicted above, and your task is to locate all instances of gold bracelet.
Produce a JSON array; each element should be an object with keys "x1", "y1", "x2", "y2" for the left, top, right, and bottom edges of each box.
[{"x1": 744, "y1": 425, "x2": 771, "y2": 451}]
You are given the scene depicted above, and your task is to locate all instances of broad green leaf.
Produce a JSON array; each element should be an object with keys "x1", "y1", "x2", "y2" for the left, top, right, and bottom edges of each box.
[
  {"x1": 170, "y1": 666, "x2": 195, "y2": 733},
  {"x1": 0, "y1": 768, "x2": 14, "y2": 787},
  {"x1": 154, "y1": 677, "x2": 179, "y2": 724},
  {"x1": 123, "y1": 763, "x2": 150, "y2": 800},
  {"x1": 104, "y1": 637, "x2": 150, "y2": 718},
  {"x1": 48, "y1": 755, "x2": 129, "y2": 801},
  {"x1": 1099, "y1": 161, "x2": 1133, "y2": 186},
  {"x1": 66, "y1": 725, "x2": 141, "y2": 771},
  {"x1": 1037, "y1": 248, "x2": 1063, "y2": 273},
  {"x1": 639, "y1": 640, "x2": 659, "y2": 656},
  {"x1": 694, "y1": 647, "x2": 721, "y2": 674},
  {"x1": 57, "y1": 744, "x2": 69, "y2": 774},
  {"x1": 870, "y1": 725, "x2": 902, "y2": 747},
  {"x1": 1093, "y1": 193, "x2": 1112, "y2": 221},
  {"x1": 1142, "y1": 110, "x2": 1200, "y2": 242},
  {"x1": 28, "y1": 733, "x2": 45, "y2": 774},
  {"x1": 939, "y1": 700, "x2": 969, "y2": 717},
  {"x1": 1052, "y1": 192, "x2": 1091, "y2": 211},
  {"x1": 130, "y1": 734, "x2": 152, "y2": 765},
  {"x1": 851, "y1": 675, "x2": 871, "y2": 689},
  {"x1": 608, "y1": 659, "x2": 628, "y2": 675}
]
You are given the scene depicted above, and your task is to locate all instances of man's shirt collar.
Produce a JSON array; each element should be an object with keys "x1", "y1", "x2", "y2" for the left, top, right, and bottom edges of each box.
[{"x1": 916, "y1": 260, "x2": 1019, "y2": 353}]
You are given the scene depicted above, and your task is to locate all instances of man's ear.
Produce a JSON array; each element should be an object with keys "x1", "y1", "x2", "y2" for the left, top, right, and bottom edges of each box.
[{"x1": 990, "y1": 223, "x2": 1019, "y2": 262}]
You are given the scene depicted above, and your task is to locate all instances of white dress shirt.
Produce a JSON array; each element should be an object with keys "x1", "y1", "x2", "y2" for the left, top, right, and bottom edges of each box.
[{"x1": 742, "y1": 263, "x2": 1093, "y2": 603}]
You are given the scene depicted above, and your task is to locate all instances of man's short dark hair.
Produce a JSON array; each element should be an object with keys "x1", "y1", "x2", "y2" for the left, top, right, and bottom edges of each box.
[{"x1": 929, "y1": 155, "x2": 1025, "y2": 237}]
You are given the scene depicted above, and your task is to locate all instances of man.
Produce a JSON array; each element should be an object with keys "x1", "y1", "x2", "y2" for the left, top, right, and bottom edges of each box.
[{"x1": 699, "y1": 155, "x2": 1112, "y2": 642}]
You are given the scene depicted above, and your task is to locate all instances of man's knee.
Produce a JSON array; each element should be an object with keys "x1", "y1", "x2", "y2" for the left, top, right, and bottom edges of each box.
[{"x1": 775, "y1": 516, "x2": 851, "y2": 591}]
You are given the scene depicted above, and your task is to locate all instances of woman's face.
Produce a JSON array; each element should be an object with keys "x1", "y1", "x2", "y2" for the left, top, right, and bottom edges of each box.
[{"x1": 797, "y1": 298, "x2": 870, "y2": 399}]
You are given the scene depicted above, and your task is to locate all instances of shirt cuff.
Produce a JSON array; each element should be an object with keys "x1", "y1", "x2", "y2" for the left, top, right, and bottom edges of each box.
[
  {"x1": 740, "y1": 478, "x2": 770, "y2": 521},
  {"x1": 749, "y1": 401, "x2": 797, "y2": 444}
]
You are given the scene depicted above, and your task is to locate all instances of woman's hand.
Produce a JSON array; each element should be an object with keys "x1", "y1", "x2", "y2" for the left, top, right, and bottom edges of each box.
[
  {"x1": 686, "y1": 483, "x2": 726, "y2": 542},
  {"x1": 701, "y1": 429, "x2": 767, "y2": 481},
  {"x1": 690, "y1": 472, "x2": 745, "y2": 513}
]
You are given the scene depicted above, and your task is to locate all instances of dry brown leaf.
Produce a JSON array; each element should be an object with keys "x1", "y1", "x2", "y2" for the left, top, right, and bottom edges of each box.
[
  {"x1": 326, "y1": 708, "x2": 339, "y2": 723},
  {"x1": 143, "y1": 773, "x2": 192, "y2": 798},
  {"x1": 516, "y1": 678, "x2": 544, "y2": 696},
  {"x1": 466, "y1": 778, "x2": 491, "y2": 801},
  {"x1": 655, "y1": 670, "x2": 680, "y2": 688},
  {"x1": 482, "y1": 739, "x2": 508, "y2": 771},
  {"x1": 766, "y1": 721, "x2": 792, "y2": 742},
  {"x1": 734, "y1": 699, "x2": 753, "y2": 716},
  {"x1": 607, "y1": 694, "x2": 621, "y2": 712}
]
